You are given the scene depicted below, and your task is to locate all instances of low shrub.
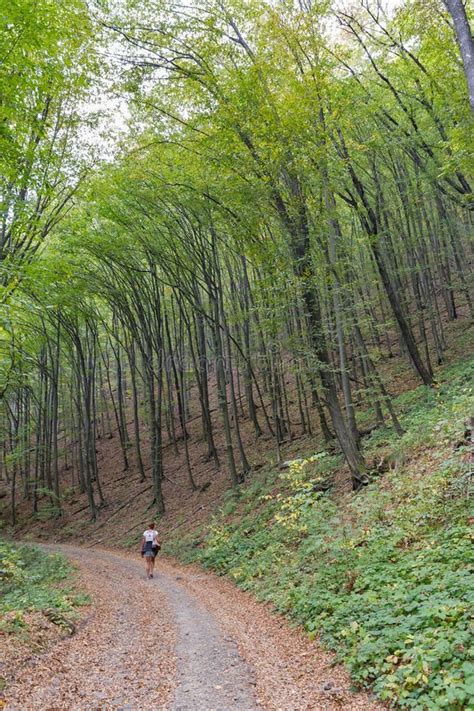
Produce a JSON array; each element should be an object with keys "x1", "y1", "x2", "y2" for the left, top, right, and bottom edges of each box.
[{"x1": 0, "y1": 542, "x2": 89, "y2": 630}]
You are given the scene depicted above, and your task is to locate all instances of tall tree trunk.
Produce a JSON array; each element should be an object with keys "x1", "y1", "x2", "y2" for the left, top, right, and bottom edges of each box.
[{"x1": 443, "y1": 0, "x2": 474, "y2": 111}]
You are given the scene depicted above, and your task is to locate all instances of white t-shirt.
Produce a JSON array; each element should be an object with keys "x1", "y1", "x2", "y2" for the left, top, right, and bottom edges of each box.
[{"x1": 143, "y1": 529, "x2": 158, "y2": 543}]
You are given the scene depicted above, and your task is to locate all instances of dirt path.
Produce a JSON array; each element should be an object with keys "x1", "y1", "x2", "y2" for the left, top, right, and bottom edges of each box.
[
  {"x1": 5, "y1": 547, "x2": 384, "y2": 710},
  {"x1": 5, "y1": 547, "x2": 176, "y2": 710}
]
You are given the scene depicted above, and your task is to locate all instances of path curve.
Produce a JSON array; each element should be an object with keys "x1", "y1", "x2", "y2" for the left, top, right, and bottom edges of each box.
[{"x1": 5, "y1": 546, "x2": 385, "y2": 710}]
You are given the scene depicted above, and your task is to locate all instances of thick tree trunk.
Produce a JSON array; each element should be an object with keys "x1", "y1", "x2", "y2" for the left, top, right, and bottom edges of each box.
[
  {"x1": 272, "y1": 172, "x2": 367, "y2": 488},
  {"x1": 240, "y1": 257, "x2": 263, "y2": 438},
  {"x1": 443, "y1": 0, "x2": 474, "y2": 111}
]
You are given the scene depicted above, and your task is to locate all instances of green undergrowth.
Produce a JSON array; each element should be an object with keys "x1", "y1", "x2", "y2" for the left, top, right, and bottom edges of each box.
[
  {"x1": 167, "y1": 357, "x2": 474, "y2": 709},
  {"x1": 0, "y1": 542, "x2": 89, "y2": 635}
]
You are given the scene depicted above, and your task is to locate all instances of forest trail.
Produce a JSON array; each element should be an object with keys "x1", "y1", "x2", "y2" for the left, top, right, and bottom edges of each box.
[{"x1": 4, "y1": 546, "x2": 384, "y2": 711}]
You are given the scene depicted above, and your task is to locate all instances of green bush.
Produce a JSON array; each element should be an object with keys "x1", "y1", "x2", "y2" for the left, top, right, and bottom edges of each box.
[{"x1": 0, "y1": 542, "x2": 89, "y2": 631}]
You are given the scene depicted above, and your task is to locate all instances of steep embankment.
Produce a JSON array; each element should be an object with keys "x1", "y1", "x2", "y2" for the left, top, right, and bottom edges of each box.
[
  {"x1": 166, "y1": 356, "x2": 474, "y2": 709},
  {"x1": 7, "y1": 309, "x2": 470, "y2": 549}
]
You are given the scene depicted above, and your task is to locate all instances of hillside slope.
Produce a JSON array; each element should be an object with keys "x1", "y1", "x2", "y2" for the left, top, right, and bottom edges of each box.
[
  {"x1": 166, "y1": 355, "x2": 473, "y2": 709},
  {"x1": 5, "y1": 313, "x2": 470, "y2": 544}
]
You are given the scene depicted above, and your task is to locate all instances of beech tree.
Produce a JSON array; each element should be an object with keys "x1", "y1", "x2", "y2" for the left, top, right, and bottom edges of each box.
[
  {"x1": 1, "y1": 0, "x2": 472, "y2": 521},
  {"x1": 442, "y1": 0, "x2": 474, "y2": 110},
  {"x1": 0, "y1": 0, "x2": 98, "y2": 298}
]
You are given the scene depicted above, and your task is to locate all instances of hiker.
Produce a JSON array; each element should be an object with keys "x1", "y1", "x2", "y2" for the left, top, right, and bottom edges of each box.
[{"x1": 140, "y1": 522, "x2": 161, "y2": 578}]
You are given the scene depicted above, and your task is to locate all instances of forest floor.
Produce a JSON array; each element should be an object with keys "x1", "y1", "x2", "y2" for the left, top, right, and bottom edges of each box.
[{"x1": 3, "y1": 545, "x2": 384, "y2": 711}]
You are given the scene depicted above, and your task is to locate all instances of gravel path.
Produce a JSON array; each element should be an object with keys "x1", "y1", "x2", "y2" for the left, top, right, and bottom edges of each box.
[
  {"x1": 158, "y1": 559, "x2": 385, "y2": 711},
  {"x1": 4, "y1": 547, "x2": 176, "y2": 710},
  {"x1": 69, "y1": 550, "x2": 260, "y2": 711},
  {"x1": 4, "y1": 546, "x2": 385, "y2": 710},
  {"x1": 161, "y1": 574, "x2": 259, "y2": 711}
]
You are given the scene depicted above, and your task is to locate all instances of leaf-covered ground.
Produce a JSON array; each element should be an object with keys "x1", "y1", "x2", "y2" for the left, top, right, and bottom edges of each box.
[
  {"x1": 167, "y1": 356, "x2": 474, "y2": 710},
  {"x1": 2, "y1": 547, "x2": 176, "y2": 710},
  {"x1": 2, "y1": 546, "x2": 383, "y2": 710},
  {"x1": 0, "y1": 543, "x2": 89, "y2": 705}
]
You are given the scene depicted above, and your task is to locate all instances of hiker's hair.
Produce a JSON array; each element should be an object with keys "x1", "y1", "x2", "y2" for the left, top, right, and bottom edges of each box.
[{"x1": 148, "y1": 522, "x2": 155, "y2": 529}]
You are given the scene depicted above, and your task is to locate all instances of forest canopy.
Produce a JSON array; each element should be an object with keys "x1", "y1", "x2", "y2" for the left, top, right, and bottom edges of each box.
[{"x1": 0, "y1": 0, "x2": 472, "y2": 518}]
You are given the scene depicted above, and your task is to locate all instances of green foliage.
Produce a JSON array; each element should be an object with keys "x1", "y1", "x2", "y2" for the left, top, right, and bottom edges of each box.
[
  {"x1": 168, "y1": 358, "x2": 474, "y2": 709},
  {"x1": 0, "y1": 0, "x2": 99, "y2": 303},
  {"x1": 0, "y1": 541, "x2": 89, "y2": 634}
]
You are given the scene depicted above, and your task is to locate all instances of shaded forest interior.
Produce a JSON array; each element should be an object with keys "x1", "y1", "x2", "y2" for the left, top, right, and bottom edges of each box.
[{"x1": 0, "y1": 0, "x2": 473, "y2": 528}]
